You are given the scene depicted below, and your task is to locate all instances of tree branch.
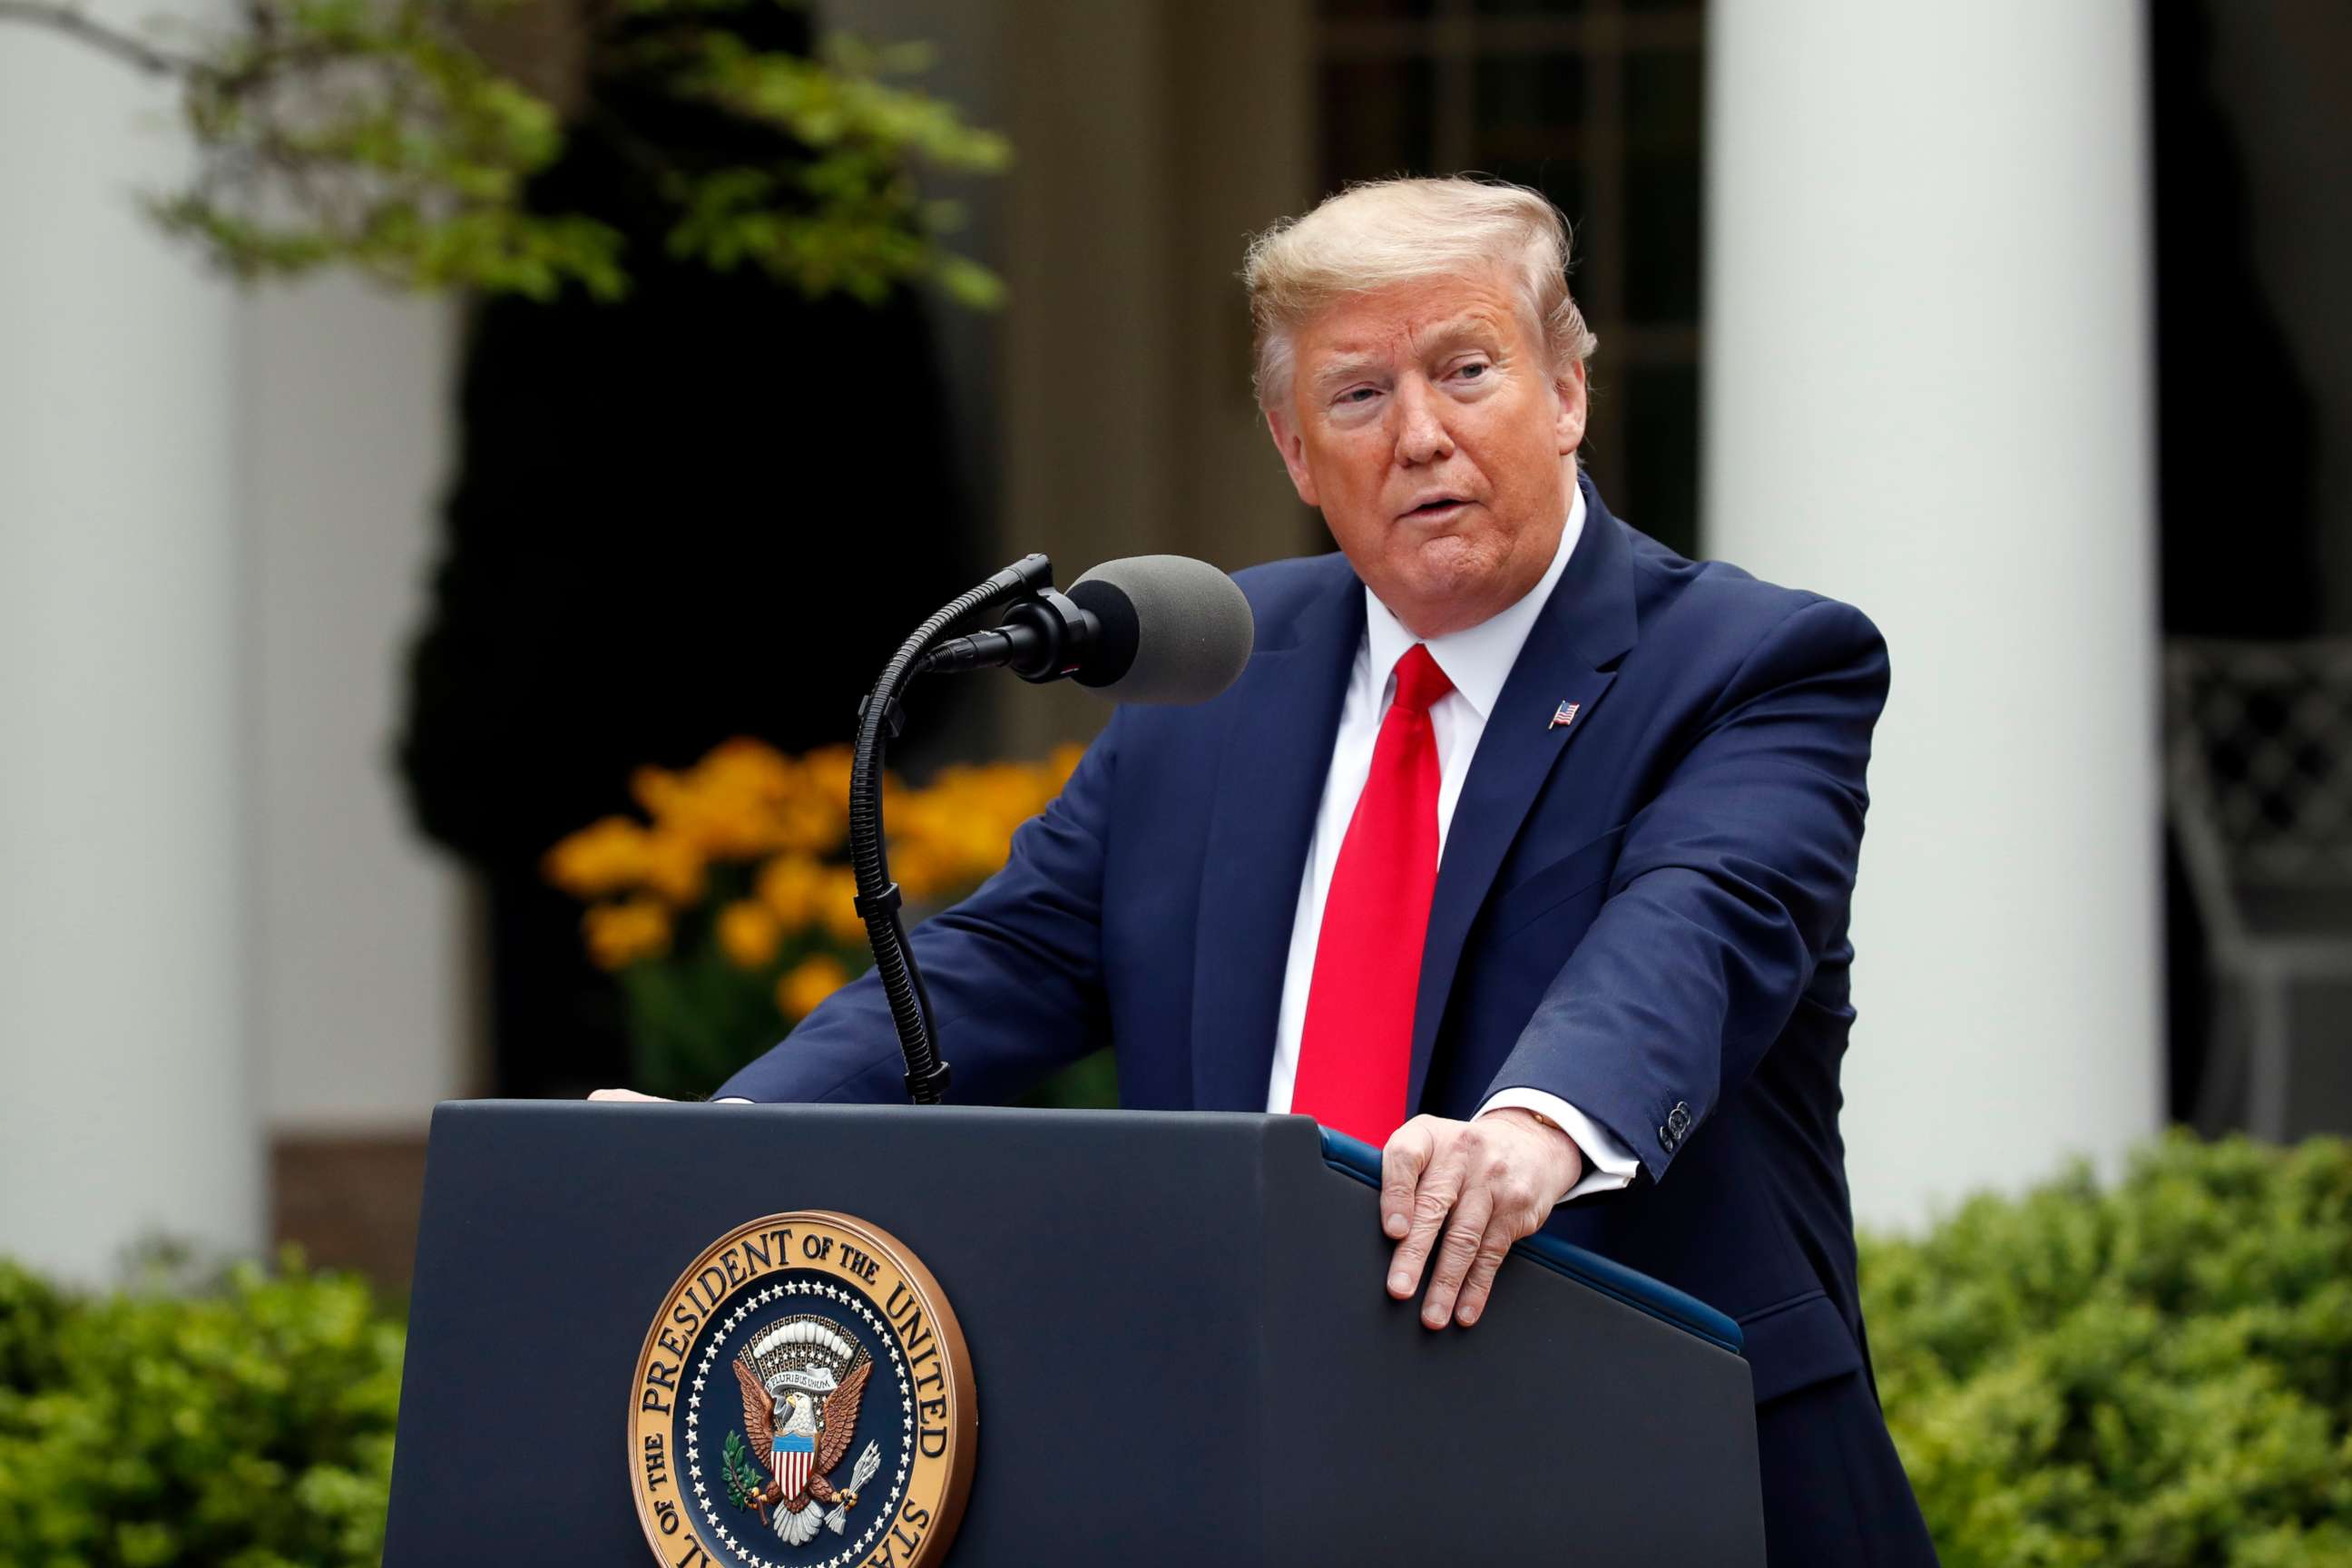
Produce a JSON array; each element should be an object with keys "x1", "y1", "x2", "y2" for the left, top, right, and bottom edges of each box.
[{"x1": 0, "y1": 0, "x2": 207, "y2": 76}]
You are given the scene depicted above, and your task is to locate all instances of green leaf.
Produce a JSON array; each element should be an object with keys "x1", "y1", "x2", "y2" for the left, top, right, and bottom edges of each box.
[{"x1": 29, "y1": 0, "x2": 1004, "y2": 307}]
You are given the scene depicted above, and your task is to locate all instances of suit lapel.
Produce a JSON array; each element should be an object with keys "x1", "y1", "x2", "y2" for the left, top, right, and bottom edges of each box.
[
  {"x1": 1406, "y1": 481, "x2": 1642, "y2": 1112},
  {"x1": 1188, "y1": 561, "x2": 1365, "y2": 1112}
]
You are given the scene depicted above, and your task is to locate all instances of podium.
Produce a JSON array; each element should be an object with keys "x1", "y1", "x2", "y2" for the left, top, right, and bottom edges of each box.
[{"x1": 384, "y1": 1101, "x2": 1765, "y2": 1564}]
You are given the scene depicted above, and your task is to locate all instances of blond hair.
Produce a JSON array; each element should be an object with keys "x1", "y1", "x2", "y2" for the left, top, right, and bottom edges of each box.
[{"x1": 1242, "y1": 176, "x2": 1598, "y2": 413}]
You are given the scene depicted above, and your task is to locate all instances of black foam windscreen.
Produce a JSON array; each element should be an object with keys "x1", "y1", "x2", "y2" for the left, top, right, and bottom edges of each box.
[{"x1": 1067, "y1": 556, "x2": 1254, "y2": 704}]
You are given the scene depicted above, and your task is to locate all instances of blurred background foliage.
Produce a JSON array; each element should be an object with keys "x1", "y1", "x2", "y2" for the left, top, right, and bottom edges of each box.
[
  {"x1": 0, "y1": 0, "x2": 1008, "y2": 303},
  {"x1": 1861, "y1": 1134, "x2": 2352, "y2": 1566},
  {"x1": 359, "y1": 0, "x2": 1003, "y2": 1105},
  {"x1": 2, "y1": 1135, "x2": 2343, "y2": 1563},
  {"x1": 0, "y1": 1251, "x2": 401, "y2": 1567},
  {"x1": 4, "y1": 0, "x2": 1019, "y2": 1108}
]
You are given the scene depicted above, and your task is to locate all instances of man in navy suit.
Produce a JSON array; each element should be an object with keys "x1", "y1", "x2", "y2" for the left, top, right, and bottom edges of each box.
[{"x1": 621, "y1": 178, "x2": 1936, "y2": 1564}]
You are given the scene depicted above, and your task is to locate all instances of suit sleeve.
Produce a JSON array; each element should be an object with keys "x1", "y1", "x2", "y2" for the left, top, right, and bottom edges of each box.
[
  {"x1": 1480, "y1": 597, "x2": 1889, "y2": 1184},
  {"x1": 712, "y1": 713, "x2": 1120, "y2": 1104}
]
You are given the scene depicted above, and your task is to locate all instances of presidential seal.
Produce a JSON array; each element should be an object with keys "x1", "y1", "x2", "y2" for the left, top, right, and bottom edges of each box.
[{"x1": 630, "y1": 1213, "x2": 975, "y2": 1568}]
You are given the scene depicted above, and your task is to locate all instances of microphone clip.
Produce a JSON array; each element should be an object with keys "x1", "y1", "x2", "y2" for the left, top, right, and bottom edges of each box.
[{"x1": 917, "y1": 587, "x2": 1101, "y2": 683}]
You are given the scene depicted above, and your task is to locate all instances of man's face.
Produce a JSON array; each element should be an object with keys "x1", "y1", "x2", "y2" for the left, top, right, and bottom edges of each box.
[{"x1": 1267, "y1": 268, "x2": 1587, "y2": 639}]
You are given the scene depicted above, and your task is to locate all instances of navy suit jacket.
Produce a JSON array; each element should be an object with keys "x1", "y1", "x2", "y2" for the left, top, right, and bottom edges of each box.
[{"x1": 720, "y1": 475, "x2": 1890, "y2": 1415}]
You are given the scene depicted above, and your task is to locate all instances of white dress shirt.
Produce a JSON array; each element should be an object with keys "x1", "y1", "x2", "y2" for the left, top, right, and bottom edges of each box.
[{"x1": 1263, "y1": 487, "x2": 1641, "y2": 1203}]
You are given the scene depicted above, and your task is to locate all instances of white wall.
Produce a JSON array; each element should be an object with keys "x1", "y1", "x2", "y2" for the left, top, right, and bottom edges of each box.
[
  {"x1": 0, "y1": 0, "x2": 259, "y2": 1276},
  {"x1": 243, "y1": 279, "x2": 471, "y2": 1133},
  {"x1": 1706, "y1": 1, "x2": 2163, "y2": 1230}
]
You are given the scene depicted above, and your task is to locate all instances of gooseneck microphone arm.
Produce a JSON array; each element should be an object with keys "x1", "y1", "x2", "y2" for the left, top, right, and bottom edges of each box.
[
  {"x1": 850, "y1": 552, "x2": 1054, "y2": 1104},
  {"x1": 851, "y1": 549, "x2": 1254, "y2": 1104}
]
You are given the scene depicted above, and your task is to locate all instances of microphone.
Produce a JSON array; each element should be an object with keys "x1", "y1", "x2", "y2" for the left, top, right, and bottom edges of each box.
[
  {"x1": 918, "y1": 554, "x2": 1255, "y2": 705},
  {"x1": 853, "y1": 550, "x2": 1252, "y2": 1106}
]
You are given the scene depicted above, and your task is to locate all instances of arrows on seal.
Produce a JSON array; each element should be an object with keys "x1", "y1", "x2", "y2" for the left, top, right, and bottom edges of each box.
[{"x1": 825, "y1": 1441, "x2": 883, "y2": 1534}]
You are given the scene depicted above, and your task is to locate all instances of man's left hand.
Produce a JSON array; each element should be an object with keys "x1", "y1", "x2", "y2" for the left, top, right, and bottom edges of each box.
[{"x1": 1381, "y1": 1110, "x2": 1583, "y2": 1329}]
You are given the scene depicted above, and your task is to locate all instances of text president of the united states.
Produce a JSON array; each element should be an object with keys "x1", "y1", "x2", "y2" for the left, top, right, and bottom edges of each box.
[{"x1": 601, "y1": 177, "x2": 1940, "y2": 1564}]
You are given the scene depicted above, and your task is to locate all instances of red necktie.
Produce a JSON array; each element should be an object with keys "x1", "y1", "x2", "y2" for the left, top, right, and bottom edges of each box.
[{"x1": 1291, "y1": 643, "x2": 1453, "y2": 1144}]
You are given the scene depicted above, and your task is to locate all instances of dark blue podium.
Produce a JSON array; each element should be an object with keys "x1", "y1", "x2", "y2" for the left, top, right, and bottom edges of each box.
[{"x1": 383, "y1": 1101, "x2": 1764, "y2": 1564}]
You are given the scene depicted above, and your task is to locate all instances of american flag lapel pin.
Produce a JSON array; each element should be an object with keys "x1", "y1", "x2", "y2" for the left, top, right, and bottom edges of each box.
[{"x1": 1549, "y1": 700, "x2": 1580, "y2": 731}]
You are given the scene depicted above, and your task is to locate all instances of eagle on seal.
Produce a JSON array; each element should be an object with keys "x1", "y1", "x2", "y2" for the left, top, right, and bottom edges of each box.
[{"x1": 733, "y1": 1354, "x2": 873, "y2": 1544}]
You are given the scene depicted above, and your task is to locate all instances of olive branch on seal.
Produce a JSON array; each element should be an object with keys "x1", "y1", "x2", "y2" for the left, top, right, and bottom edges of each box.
[{"x1": 722, "y1": 1429, "x2": 768, "y2": 1511}]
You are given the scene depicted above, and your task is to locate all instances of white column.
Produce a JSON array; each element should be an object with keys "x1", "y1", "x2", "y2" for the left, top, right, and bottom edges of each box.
[
  {"x1": 1703, "y1": 3, "x2": 2161, "y2": 1229},
  {"x1": 247, "y1": 279, "x2": 472, "y2": 1136},
  {"x1": 0, "y1": 3, "x2": 259, "y2": 1275}
]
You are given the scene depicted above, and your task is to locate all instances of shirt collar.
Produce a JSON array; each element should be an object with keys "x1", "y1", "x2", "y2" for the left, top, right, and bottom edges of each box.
[{"x1": 1363, "y1": 483, "x2": 1587, "y2": 720}]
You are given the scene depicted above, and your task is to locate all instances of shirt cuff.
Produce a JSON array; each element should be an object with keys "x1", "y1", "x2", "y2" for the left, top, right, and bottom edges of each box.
[
  {"x1": 714, "y1": 1097, "x2": 753, "y2": 1103},
  {"x1": 1475, "y1": 1088, "x2": 1642, "y2": 1203}
]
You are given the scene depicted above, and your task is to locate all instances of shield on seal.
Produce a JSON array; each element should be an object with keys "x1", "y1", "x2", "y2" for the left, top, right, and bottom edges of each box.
[{"x1": 771, "y1": 1431, "x2": 815, "y2": 1499}]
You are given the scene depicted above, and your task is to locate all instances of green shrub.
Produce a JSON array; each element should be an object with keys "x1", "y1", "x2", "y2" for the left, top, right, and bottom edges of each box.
[
  {"x1": 4, "y1": 1138, "x2": 2345, "y2": 1565},
  {"x1": 1862, "y1": 1132, "x2": 2352, "y2": 1567},
  {"x1": 0, "y1": 1254, "x2": 403, "y2": 1568}
]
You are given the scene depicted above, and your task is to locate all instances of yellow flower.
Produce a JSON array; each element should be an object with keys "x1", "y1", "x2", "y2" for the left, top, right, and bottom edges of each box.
[
  {"x1": 631, "y1": 764, "x2": 687, "y2": 820},
  {"x1": 632, "y1": 740, "x2": 802, "y2": 862},
  {"x1": 819, "y1": 867, "x2": 868, "y2": 946},
  {"x1": 875, "y1": 756, "x2": 1077, "y2": 900},
  {"x1": 648, "y1": 778, "x2": 775, "y2": 860},
  {"x1": 553, "y1": 744, "x2": 1076, "y2": 978},
  {"x1": 544, "y1": 817, "x2": 651, "y2": 898},
  {"x1": 776, "y1": 954, "x2": 851, "y2": 1019},
  {"x1": 715, "y1": 900, "x2": 782, "y2": 969},
  {"x1": 642, "y1": 828, "x2": 707, "y2": 906},
  {"x1": 583, "y1": 897, "x2": 671, "y2": 971},
  {"x1": 801, "y1": 745, "x2": 856, "y2": 807},
  {"x1": 773, "y1": 791, "x2": 848, "y2": 856},
  {"x1": 888, "y1": 838, "x2": 957, "y2": 902},
  {"x1": 699, "y1": 738, "x2": 795, "y2": 799},
  {"x1": 756, "y1": 855, "x2": 828, "y2": 927}
]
